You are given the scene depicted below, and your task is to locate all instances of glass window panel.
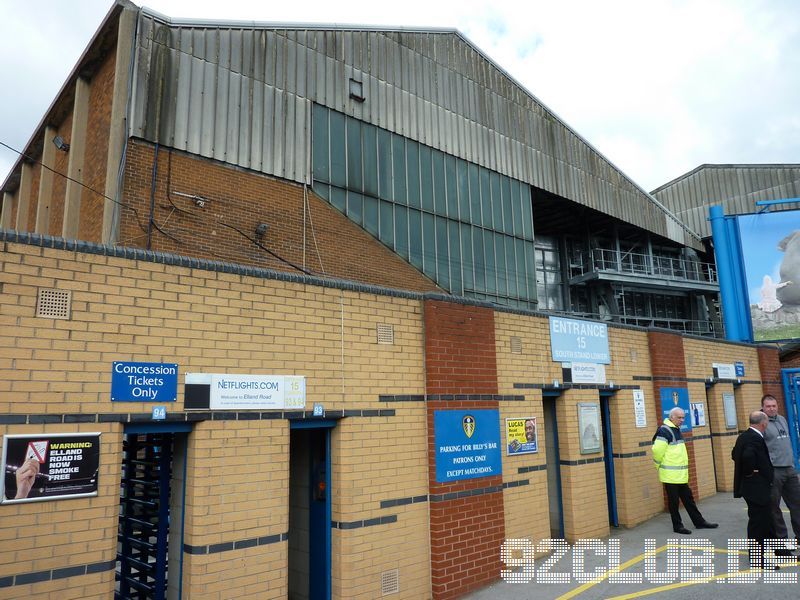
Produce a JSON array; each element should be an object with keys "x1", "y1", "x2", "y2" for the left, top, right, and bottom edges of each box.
[
  {"x1": 346, "y1": 118, "x2": 362, "y2": 192},
  {"x1": 395, "y1": 205, "x2": 409, "y2": 259},
  {"x1": 472, "y1": 227, "x2": 485, "y2": 293},
  {"x1": 445, "y1": 155, "x2": 458, "y2": 218},
  {"x1": 436, "y1": 216, "x2": 450, "y2": 289},
  {"x1": 311, "y1": 105, "x2": 329, "y2": 183},
  {"x1": 501, "y1": 176, "x2": 513, "y2": 234},
  {"x1": 495, "y1": 233, "x2": 507, "y2": 297},
  {"x1": 392, "y1": 135, "x2": 407, "y2": 204},
  {"x1": 515, "y1": 238, "x2": 528, "y2": 301},
  {"x1": 312, "y1": 182, "x2": 330, "y2": 203},
  {"x1": 521, "y1": 185, "x2": 533, "y2": 240},
  {"x1": 524, "y1": 242, "x2": 537, "y2": 303},
  {"x1": 409, "y1": 209, "x2": 423, "y2": 270},
  {"x1": 347, "y1": 191, "x2": 363, "y2": 226},
  {"x1": 432, "y1": 150, "x2": 446, "y2": 216},
  {"x1": 484, "y1": 231, "x2": 497, "y2": 293},
  {"x1": 406, "y1": 141, "x2": 420, "y2": 209},
  {"x1": 490, "y1": 172, "x2": 503, "y2": 233},
  {"x1": 468, "y1": 164, "x2": 481, "y2": 226},
  {"x1": 379, "y1": 200, "x2": 394, "y2": 247},
  {"x1": 362, "y1": 125, "x2": 378, "y2": 196},
  {"x1": 448, "y1": 220, "x2": 462, "y2": 295},
  {"x1": 330, "y1": 186, "x2": 346, "y2": 213},
  {"x1": 422, "y1": 212, "x2": 436, "y2": 279},
  {"x1": 377, "y1": 129, "x2": 393, "y2": 202},
  {"x1": 457, "y1": 160, "x2": 470, "y2": 224},
  {"x1": 329, "y1": 110, "x2": 346, "y2": 188},
  {"x1": 420, "y1": 145, "x2": 434, "y2": 212},
  {"x1": 460, "y1": 223, "x2": 474, "y2": 293},
  {"x1": 363, "y1": 194, "x2": 379, "y2": 236},
  {"x1": 480, "y1": 169, "x2": 492, "y2": 229},
  {"x1": 510, "y1": 181, "x2": 522, "y2": 237},
  {"x1": 506, "y1": 236, "x2": 518, "y2": 298},
  {"x1": 378, "y1": 201, "x2": 394, "y2": 249}
]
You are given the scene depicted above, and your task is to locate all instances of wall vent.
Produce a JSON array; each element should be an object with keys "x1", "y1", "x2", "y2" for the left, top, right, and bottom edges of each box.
[
  {"x1": 36, "y1": 288, "x2": 71, "y2": 320},
  {"x1": 510, "y1": 336, "x2": 522, "y2": 354},
  {"x1": 380, "y1": 568, "x2": 399, "y2": 596},
  {"x1": 376, "y1": 323, "x2": 395, "y2": 345}
]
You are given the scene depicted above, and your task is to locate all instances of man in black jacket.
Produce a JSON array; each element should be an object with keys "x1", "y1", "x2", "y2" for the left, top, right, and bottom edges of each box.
[{"x1": 732, "y1": 410, "x2": 777, "y2": 569}]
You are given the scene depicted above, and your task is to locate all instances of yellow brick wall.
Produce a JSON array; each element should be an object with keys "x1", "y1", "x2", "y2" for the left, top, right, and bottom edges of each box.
[
  {"x1": 0, "y1": 422, "x2": 120, "y2": 598},
  {"x1": 683, "y1": 339, "x2": 762, "y2": 498},
  {"x1": 0, "y1": 241, "x2": 430, "y2": 599}
]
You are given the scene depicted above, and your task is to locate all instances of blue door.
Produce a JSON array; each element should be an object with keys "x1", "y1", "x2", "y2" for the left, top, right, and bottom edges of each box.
[
  {"x1": 290, "y1": 421, "x2": 334, "y2": 600},
  {"x1": 781, "y1": 369, "x2": 800, "y2": 469},
  {"x1": 600, "y1": 393, "x2": 619, "y2": 527}
]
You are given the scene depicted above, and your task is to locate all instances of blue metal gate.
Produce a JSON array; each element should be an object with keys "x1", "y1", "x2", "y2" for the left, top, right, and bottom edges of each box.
[{"x1": 781, "y1": 369, "x2": 800, "y2": 469}]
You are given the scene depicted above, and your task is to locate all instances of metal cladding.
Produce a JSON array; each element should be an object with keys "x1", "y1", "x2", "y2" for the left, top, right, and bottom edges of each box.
[
  {"x1": 652, "y1": 164, "x2": 800, "y2": 239},
  {"x1": 130, "y1": 9, "x2": 699, "y2": 248}
]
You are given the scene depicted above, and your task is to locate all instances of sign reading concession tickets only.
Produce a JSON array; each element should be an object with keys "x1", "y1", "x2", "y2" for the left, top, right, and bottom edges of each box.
[{"x1": 1, "y1": 433, "x2": 101, "y2": 503}]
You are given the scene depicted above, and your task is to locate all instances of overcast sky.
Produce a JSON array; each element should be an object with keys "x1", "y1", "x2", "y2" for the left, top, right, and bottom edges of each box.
[{"x1": 1, "y1": 0, "x2": 798, "y2": 193}]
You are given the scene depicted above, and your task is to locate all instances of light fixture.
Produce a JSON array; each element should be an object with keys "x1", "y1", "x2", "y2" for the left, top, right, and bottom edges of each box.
[
  {"x1": 255, "y1": 223, "x2": 268, "y2": 239},
  {"x1": 52, "y1": 135, "x2": 70, "y2": 152}
]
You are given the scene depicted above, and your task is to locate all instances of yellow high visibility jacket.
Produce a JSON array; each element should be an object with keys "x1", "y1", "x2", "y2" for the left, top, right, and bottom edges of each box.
[{"x1": 651, "y1": 418, "x2": 689, "y2": 484}]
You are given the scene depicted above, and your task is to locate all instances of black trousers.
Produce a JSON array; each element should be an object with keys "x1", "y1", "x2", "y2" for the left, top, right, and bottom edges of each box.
[
  {"x1": 745, "y1": 498, "x2": 777, "y2": 566},
  {"x1": 664, "y1": 483, "x2": 704, "y2": 530}
]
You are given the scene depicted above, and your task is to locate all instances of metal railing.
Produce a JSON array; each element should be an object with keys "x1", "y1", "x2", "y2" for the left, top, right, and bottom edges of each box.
[{"x1": 572, "y1": 248, "x2": 717, "y2": 284}]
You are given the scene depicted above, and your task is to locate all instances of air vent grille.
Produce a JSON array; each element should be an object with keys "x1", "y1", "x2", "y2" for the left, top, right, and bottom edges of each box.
[
  {"x1": 380, "y1": 568, "x2": 399, "y2": 595},
  {"x1": 36, "y1": 288, "x2": 71, "y2": 319},
  {"x1": 377, "y1": 324, "x2": 395, "y2": 345}
]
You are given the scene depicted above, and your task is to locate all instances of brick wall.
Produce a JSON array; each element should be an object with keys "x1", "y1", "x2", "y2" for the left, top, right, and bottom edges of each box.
[
  {"x1": 118, "y1": 140, "x2": 440, "y2": 293},
  {"x1": 647, "y1": 332, "x2": 700, "y2": 502},
  {"x1": 758, "y1": 346, "x2": 784, "y2": 412},
  {"x1": 47, "y1": 113, "x2": 72, "y2": 236},
  {"x1": 424, "y1": 300, "x2": 503, "y2": 600},
  {"x1": 0, "y1": 240, "x2": 431, "y2": 599},
  {"x1": 79, "y1": 47, "x2": 116, "y2": 243}
]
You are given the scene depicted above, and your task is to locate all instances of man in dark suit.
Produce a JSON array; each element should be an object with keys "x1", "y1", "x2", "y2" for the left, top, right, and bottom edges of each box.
[{"x1": 732, "y1": 410, "x2": 777, "y2": 569}]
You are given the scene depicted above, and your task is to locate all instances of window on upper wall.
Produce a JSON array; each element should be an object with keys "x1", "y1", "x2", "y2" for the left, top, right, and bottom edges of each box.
[{"x1": 310, "y1": 103, "x2": 537, "y2": 309}]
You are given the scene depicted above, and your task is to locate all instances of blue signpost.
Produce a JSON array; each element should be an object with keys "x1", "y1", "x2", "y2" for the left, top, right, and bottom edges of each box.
[
  {"x1": 434, "y1": 409, "x2": 502, "y2": 483},
  {"x1": 111, "y1": 362, "x2": 178, "y2": 402}
]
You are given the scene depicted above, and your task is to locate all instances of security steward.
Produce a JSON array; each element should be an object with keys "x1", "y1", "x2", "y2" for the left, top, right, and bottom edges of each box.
[{"x1": 652, "y1": 406, "x2": 718, "y2": 534}]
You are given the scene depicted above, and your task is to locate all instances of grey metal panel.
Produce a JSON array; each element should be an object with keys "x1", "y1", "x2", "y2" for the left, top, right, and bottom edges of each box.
[
  {"x1": 212, "y1": 63, "x2": 229, "y2": 162},
  {"x1": 238, "y1": 73, "x2": 252, "y2": 169},
  {"x1": 261, "y1": 83, "x2": 275, "y2": 174},
  {"x1": 250, "y1": 77, "x2": 263, "y2": 171},
  {"x1": 200, "y1": 61, "x2": 217, "y2": 157},
  {"x1": 185, "y1": 54, "x2": 205, "y2": 154}
]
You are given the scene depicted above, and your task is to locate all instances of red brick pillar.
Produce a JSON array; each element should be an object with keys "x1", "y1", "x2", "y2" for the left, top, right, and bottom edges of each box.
[
  {"x1": 424, "y1": 299, "x2": 505, "y2": 600},
  {"x1": 758, "y1": 346, "x2": 784, "y2": 413},
  {"x1": 647, "y1": 331, "x2": 699, "y2": 501}
]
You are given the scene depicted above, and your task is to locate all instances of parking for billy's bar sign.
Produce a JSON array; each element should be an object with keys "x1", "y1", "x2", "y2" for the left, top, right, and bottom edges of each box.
[{"x1": 1, "y1": 433, "x2": 101, "y2": 503}]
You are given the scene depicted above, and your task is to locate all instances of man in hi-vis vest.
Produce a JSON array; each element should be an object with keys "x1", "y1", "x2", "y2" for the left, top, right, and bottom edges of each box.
[{"x1": 652, "y1": 407, "x2": 718, "y2": 534}]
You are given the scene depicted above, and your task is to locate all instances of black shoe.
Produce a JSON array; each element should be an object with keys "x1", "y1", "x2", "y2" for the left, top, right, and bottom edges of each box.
[
  {"x1": 674, "y1": 527, "x2": 692, "y2": 535},
  {"x1": 774, "y1": 549, "x2": 795, "y2": 557},
  {"x1": 696, "y1": 522, "x2": 718, "y2": 529}
]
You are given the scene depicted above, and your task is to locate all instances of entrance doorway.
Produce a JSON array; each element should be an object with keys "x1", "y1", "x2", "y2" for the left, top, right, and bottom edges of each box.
[
  {"x1": 116, "y1": 423, "x2": 190, "y2": 600},
  {"x1": 289, "y1": 421, "x2": 334, "y2": 600},
  {"x1": 542, "y1": 394, "x2": 564, "y2": 538},
  {"x1": 599, "y1": 393, "x2": 618, "y2": 527}
]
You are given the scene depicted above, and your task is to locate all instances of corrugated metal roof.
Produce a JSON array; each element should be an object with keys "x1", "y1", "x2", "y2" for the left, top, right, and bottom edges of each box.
[
  {"x1": 128, "y1": 7, "x2": 700, "y2": 248},
  {"x1": 652, "y1": 164, "x2": 800, "y2": 238}
]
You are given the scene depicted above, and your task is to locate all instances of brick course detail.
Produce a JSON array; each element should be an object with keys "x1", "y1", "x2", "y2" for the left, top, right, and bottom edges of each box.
[{"x1": 425, "y1": 300, "x2": 504, "y2": 599}]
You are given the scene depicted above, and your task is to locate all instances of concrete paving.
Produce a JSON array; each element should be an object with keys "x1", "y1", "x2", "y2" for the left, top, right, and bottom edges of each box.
[{"x1": 466, "y1": 492, "x2": 800, "y2": 600}]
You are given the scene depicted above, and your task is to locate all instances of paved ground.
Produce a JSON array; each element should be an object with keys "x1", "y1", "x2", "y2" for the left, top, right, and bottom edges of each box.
[{"x1": 466, "y1": 492, "x2": 800, "y2": 600}]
